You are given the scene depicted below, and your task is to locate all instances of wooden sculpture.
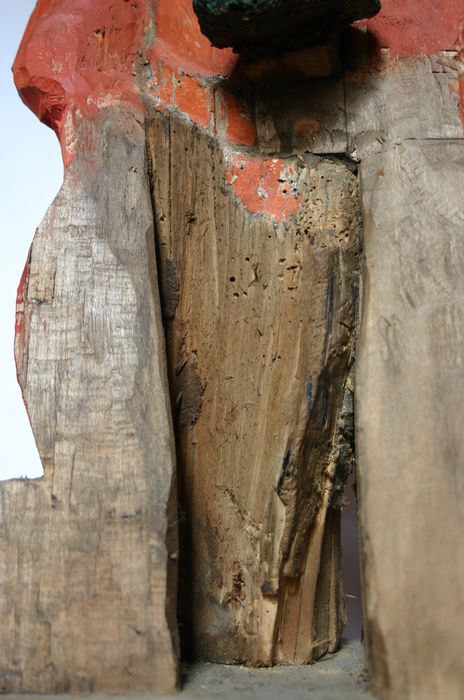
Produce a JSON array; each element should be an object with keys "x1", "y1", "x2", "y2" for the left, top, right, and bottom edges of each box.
[{"x1": 1, "y1": 1, "x2": 463, "y2": 699}]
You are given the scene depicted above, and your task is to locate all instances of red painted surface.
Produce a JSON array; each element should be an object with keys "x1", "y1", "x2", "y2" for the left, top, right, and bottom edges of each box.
[
  {"x1": 14, "y1": 0, "x2": 151, "y2": 164},
  {"x1": 459, "y1": 77, "x2": 464, "y2": 127},
  {"x1": 14, "y1": 254, "x2": 35, "y2": 429},
  {"x1": 13, "y1": 0, "x2": 464, "y2": 209},
  {"x1": 357, "y1": 0, "x2": 464, "y2": 130},
  {"x1": 225, "y1": 94, "x2": 257, "y2": 147},
  {"x1": 224, "y1": 153, "x2": 302, "y2": 221},
  {"x1": 359, "y1": 0, "x2": 464, "y2": 57},
  {"x1": 15, "y1": 0, "x2": 148, "y2": 100},
  {"x1": 148, "y1": 0, "x2": 258, "y2": 147},
  {"x1": 152, "y1": 0, "x2": 236, "y2": 77},
  {"x1": 174, "y1": 73, "x2": 212, "y2": 129}
]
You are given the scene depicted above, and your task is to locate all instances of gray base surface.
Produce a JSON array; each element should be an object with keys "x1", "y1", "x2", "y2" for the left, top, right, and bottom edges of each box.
[{"x1": 6, "y1": 641, "x2": 374, "y2": 699}]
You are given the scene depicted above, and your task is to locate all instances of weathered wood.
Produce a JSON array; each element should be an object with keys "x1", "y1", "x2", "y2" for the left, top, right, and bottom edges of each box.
[
  {"x1": 352, "y1": 67, "x2": 464, "y2": 697},
  {"x1": 256, "y1": 79, "x2": 347, "y2": 155},
  {"x1": 356, "y1": 139, "x2": 464, "y2": 700},
  {"x1": 148, "y1": 111, "x2": 361, "y2": 665},
  {"x1": 7, "y1": 0, "x2": 361, "y2": 684},
  {"x1": 0, "y1": 110, "x2": 179, "y2": 694},
  {"x1": 346, "y1": 52, "x2": 463, "y2": 157},
  {"x1": 7, "y1": 0, "x2": 464, "y2": 693}
]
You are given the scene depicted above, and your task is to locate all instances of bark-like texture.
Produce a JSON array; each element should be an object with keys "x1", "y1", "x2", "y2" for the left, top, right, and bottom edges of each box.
[
  {"x1": 148, "y1": 111, "x2": 361, "y2": 665},
  {"x1": 0, "y1": 110, "x2": 179, "y2": 694}
]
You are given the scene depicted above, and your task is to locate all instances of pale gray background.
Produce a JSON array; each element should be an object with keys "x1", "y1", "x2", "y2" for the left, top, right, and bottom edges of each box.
[{"x1": 0, "y1": 0, "x2": 62, "y2": 480}]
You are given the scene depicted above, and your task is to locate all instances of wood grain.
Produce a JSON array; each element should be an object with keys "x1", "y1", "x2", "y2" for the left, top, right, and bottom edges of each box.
[
  {"x1": 0, "y1": 109, "x2": 179, "y2": 694},
  {"x1": 346, "y1": 52, "x2": 463, "y2": 157},
  {"x1": 256, "y1": 79, "x2": 347, "y2": 155},
  {"x1": 354, "y1": 130, "x2": 464, "y2": 698},
  {"x1": 148, "y1": 111, "x2": 361, "y2": 665}
]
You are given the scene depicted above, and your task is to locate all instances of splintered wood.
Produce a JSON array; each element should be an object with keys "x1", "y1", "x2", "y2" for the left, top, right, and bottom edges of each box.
[
  {"x1": 0, "y1": 112, "x2": 179, "y2": 694},
  {"x1": 148, "y1": 112, "x2": 361, "y2": 665}
]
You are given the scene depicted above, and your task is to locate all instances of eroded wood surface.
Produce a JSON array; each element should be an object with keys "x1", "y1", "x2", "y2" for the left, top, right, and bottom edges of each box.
[
  {"x1": 0, "y1": 110, "x2": 179, "y2": 694},
  {"x1": 346, "y1": 52, "x2": 463, "y2": 158},
  {"x1": 148, "y1": 111, "x2": 361, "y2": 665},
  {"x1": 8, "y1": 2, "x2": 464, "y2": 692},
  {"x1": 351, "y1": 51, "x2": 464, "y2": 700}
]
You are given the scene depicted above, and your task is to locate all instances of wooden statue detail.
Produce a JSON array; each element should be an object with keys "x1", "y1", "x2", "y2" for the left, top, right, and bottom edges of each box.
[
  {"x1": 5, "y1": 1, "x2": 463, "y2": 699},
  {"x1": 149, "y1": 113, "x2": 361, "y2": 664},
  {"x1": 1, "y1": 1, "x2": 362, "y2": 687}
]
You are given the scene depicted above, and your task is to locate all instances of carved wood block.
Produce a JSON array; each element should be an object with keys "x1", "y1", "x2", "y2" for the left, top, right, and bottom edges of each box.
[
  {"x1": 356, "y1": 139, "x2": 464, "y2": 700},
  {"x1": 148, "y1": 111, "x2": 361, "y2": 665},
  {"x1": 343, "y1": 5, "x2": 464, "y2": 697},
  {"x1": 348, "y1": 41, "x2": 464, "y2": 696},
  {"x1": 346, "y1": 52, "x2": 464, "y2": 157},
  {"x1": 0, "y1": 111, "x2": 179, "y2": 694}
]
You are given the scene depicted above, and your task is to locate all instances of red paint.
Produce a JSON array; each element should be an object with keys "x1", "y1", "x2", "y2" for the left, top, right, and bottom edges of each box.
[
  {"x1": 13, "y1": 0, "x2": 273, "y2": 210},
  {"x1": 13, "y1": 0, "x2": 464, "y2": 219},
  {"x1": 153, "y1": 0, "x2": 236, "y2": 78},
  {"x1": 225, "y1": 94, "x2": 257, "y2": 147},
  {"x1": 14, "y1": 0, "x2": 150, "y2": 163},
  {"x1": 224, "y1": 153, "x2": 302, "y2": 221},
  {"x1": 174, "y1": 74, "x2": 212, "y2": 129},
  {"x1": 356, "y1": 1, "x2": 464, "y2": 135},
  {"x1": 14, "y1": 0, "x2": 252, "y2": 158},
  {"x1": 358, "y1": 0, "x2": 464, "y2": 57},
  {"x1": 459, "y1": 76, "x2": 464, "y2": 128},
  {"x1": 11, "y1": 0, "x2": 464, "y2": 437},
  {"x1": 149, "y1": 0, "x2": 256, "y2": 146}
]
